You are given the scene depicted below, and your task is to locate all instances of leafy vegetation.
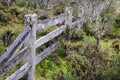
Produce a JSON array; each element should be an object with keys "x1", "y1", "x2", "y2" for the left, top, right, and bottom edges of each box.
[{"x1": 0, "y1": 0, "x2": 120, "y2": 80}]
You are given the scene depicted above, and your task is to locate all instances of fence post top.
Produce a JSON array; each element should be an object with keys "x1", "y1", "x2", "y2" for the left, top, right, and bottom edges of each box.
[
  {"x1": 65, "y1": 7, "x2": 73, "y2": 16},
  {"x1": 24, "y1": 13, "x2": 38, "y2": 18},
  {"x1": 65, "y1": 7, "x2": 73, "y2": 11},
  {"x1": 24, "y1": 13, "x2": 38, "y2": 23}
]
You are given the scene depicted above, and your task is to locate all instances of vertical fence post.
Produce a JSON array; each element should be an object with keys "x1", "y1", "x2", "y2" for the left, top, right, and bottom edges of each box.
[
  {"x1": 65, "y1": 7, "x2": 73, "y2": 27},
  {"x1": 24, "y1": 14, "x2": 38, "y2": 80},
  {"x1": 65, "y1": 7, "x2": 73, "y2": 43}
]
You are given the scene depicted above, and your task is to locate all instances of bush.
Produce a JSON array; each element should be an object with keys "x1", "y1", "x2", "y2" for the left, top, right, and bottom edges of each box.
[
  {"x1": 56, "y1": 48, "x2": 66, "y2": 57},
  {"x1": 103, "y1": 25, "x2": 116, "y2": 38},
  {"x1": 16, "y1": 0, "x2": 26, "y2": 7},
  {"x1": 66, "y1": 54, "x2": 90, "y2": 80},
  {"x1": 0, "y1": 26, "x2": 14, "y2": 46},
  {"x1": 114, "y1": 28, "x2": 120, "y2": 38},
  {"x1": 8, "y1": 6, "x2": 27, "y2": 23},
  {"x1": 114, "y1": 14, "x2": 120, "y2": 29},
  {"x1": 0, "y1": 3, "x2": 4, "y2": 10},
  {"x1": 54, "y1": 6, "x2": 64, "y2": 15},
  {"x1": 102, "y1": 55, "x2": 120, "y2": 80},
  {"x1": 0, "y1": 40, "x2": 6, "y2": 56},
  {"x1": 8, "y1": 6, "x2": 22, "y2": 16},
  {"x1": 83, "y1": 23, "x2": 93, "y2": 36},
  {"x1": 71, "y1": 30, "x2": 86, "y2": 41},
  {"x1": 0, "y1": 10, "x2": 11, "y2": 25},
  {"x1": 0, "y1": 46, "x2": 6, "y2": 56},
  {"x1": 112, "y1": 39, "x2": 120, "y2": 53}
]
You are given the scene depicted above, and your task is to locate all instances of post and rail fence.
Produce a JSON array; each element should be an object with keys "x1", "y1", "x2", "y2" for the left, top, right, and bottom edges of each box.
[
  {"x1": 0, "y1": 7, "x2": 82, "y2": 80},
  {"x1": 0, "y1": 1, "x2": 110, "y2": 79}
]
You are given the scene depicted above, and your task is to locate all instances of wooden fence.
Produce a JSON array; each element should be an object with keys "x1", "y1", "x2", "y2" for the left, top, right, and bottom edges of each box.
[
  {"x1": 0, "y1": 1, "x2": 110, "y2": 79},
  {"x1": 0, "y1": 7, "x2": 82, "y2": 80}
]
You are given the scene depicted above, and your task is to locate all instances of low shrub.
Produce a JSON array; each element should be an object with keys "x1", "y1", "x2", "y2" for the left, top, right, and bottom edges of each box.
[
  {"x1": 54, "y1": 6, "x2": 64, "y2": 15},
  {"x1": 0, "y1": 3, "x2": 4, "y2": 10},
  {"x1": 0, "y1": 40, "x2": 6, "y2": 56},
  {"x1": 102, "y1": 55, "x2": 120, "y2": 80},
  {"x1": 114, "y1": 28, "x2": 120, "y2": 38},
  {"x1": 114, "y1": 14, "x2": 120, "y2": 29},
  {"x1": 16, "y1": 0, "x2": 26, "y2": 7},
  {"x1": 0, "y1": 10, "x2": 11, "y2": 25},
  {"x1": 71, "y1": 30, "x2": 86, "y2": 41},
  {"x1": 66, "y1": 54, "x2": 91, "y2": 80},
  {"x1": 103, "y1": 25, "x2": 116, "y2": 38},
  {"x1": 8, "y1": 6, "x2": 23, "y2": 16},
  {"x1": 56, "y1": 47, "x2": 66, "y2": 57},
  {"x1": 83, "y1": 23, "x2": 94, "y2": 36},
  {"x1": 112, "y1": 39, "x2": 120, "y2": 53}
]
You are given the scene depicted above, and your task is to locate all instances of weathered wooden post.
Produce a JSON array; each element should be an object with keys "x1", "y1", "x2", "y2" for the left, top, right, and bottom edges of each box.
[
  {"x1": 65, "y1": 7, "x2": 73, "y2": 43},
  {"x1": 65, "y1": 7, "x2": 72, "y2": 27},
  {"x1": 24, "y1": 14, "x2": 38, "y2": 80}
]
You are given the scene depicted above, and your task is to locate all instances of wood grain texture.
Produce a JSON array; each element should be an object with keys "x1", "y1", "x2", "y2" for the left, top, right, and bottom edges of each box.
[
  {"x1": 6, "y1": 63, "x2": 31, "y2": 80},
  {"x1": 0, "y1": 48, "x2": 28, "y2": 77},
  {"x1": 6, "y1": 42, "x2": 58, "y2": 80},
  {"x1": 36, "y1": 42, "x2": 58, "y2": 64},
  {"x1": 65, "y1": 7, "x2": 72, "y2": 27},
  {"x1": 35, "y1": 25, "x2": 66, "y2": 48},
  {"x1": 0, "y1": 29, "x2": 30, "y2": 67},
  {"x1": 24, "y1": 14, "x2": 37, "y2": 80},
  {"x1": 36, "y1": 13, "x2": 66, "y2": 32}
]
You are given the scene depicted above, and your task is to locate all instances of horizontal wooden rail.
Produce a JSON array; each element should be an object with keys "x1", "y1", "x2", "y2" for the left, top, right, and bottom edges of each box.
[
  {"x1": 36, "y1": 42, "x2": 59, "y2": 64},
  {"x1": 0, "y1": 48, "x2": 28, "y2": 77},
  {"x1": 36, "y1": 13, "x2": 66, "y2": 32},
  {"x1": 35, "y1": 25, "x2": 66, "y2": 48},
  {"x1": 6, "y1": 42, "x2": 58, "y2": 80},
  {"x1": 72, "y1": 19, "x2": 83, "y2": 28},
  {"x1": 35, "y1": 19, "x2": 83, "y2": 48},
  {"x1": 0, "y1": 18, "x2": 82, "y2": 79},
  {"x1": 6, "y1": 63, "x2": 31, "y2": 80},
  {"x1": 0, "y1": 29, "x2": 30, "y2": 67},
  {"x1": 35, "y1": 20, "x2": 81, "y2": 48}
]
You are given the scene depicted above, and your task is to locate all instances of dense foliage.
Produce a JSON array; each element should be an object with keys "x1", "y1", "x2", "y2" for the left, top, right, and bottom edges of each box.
[{"x1": 0, "y1": 0, "x2": 120, "y2": 80}]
